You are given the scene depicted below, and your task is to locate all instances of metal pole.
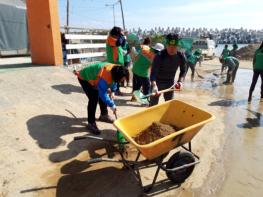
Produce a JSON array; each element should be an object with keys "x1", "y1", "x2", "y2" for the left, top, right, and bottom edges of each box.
[
  {"x1": 66, "y1": 0, "x2": 69, "y2": 33},
  {"x1": 119, "y1": 0, "x2": 126, "y2": 31},
  {"x1": 113, "y1": 5, "x2": 115, "y2": 26},
  {"x1": 106, "y1": 4, "x2": 116, "y2": 26}
]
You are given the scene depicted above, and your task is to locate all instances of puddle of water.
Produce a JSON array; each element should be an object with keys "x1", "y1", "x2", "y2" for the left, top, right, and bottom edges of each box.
[
  {"x1": 218, "y1": 102, "x2": 263, "y2": 197},
  {"x1": 199, "y1": 69, "x2": 263, "y2": 196}
]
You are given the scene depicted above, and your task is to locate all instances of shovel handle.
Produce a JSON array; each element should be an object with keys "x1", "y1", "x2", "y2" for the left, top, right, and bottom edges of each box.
[{"x1": 141, "y1": 88, "x2": 180, "y2": 99}]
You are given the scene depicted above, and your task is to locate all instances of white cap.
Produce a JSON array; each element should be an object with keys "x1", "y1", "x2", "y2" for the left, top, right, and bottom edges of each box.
[{"x1": 151, "y1": 43, "x2": 164, "y2": 52}]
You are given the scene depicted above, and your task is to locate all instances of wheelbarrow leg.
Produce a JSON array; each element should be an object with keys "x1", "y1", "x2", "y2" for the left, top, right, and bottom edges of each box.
[
  {"x1": 135, "y1": 152, "x2": 141, "y2": 162},
  {"x1": 143, "y1": 165, "x2": 161, "y2": 193},
  {"x1": 143, "y1": 155, "x2": 165, "y2": 193},
  {"x1": 188, "y1": 141, "x2": 192, "y2": 152}
]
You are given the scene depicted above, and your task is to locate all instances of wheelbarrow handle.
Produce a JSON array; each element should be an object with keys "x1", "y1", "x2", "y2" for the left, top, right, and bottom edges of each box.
[
  {"x1": 74, "y1": 136, "x2": 104, "y2": 141},
  {"x1": 74, "y1": 136, "x2": 89, "y2": 140},
  {"x1": 86, "y1": 157, "x2": 122, "y2": 164},
  {"x1": 74, "y1": 135, "x2": 129, "y2": 144}
]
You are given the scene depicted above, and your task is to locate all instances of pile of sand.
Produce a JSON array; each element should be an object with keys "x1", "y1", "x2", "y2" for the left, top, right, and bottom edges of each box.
[
  {"x1": 236, "y1": 44, "x2": 259, "y2": 60},
  {"x1": 133, "y1": 122, "x2": 180, "y2": 145}
]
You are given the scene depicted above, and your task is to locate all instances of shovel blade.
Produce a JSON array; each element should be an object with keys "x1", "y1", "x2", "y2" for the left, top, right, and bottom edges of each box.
[{"x1": 133, "y1": 90, "x2": 149, "y2": 105}]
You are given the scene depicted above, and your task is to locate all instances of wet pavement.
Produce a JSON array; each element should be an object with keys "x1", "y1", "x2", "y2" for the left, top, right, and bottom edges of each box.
[{"x1": 192, "y1": 69, "x2": 263, "y2": 196}]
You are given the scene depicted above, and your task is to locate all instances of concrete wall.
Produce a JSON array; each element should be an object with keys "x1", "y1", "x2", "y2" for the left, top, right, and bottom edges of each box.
[{"x1": 26, "y1": 0, "x2": 62, "y2": 65}]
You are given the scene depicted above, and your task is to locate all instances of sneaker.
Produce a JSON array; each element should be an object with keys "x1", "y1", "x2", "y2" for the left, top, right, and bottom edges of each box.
[
  {"x1": 223, "y1": 81, "x2": 231, "y2": 85},
  {"x1": 98, "y1": 114, "x2": 114, "y2": 123},
  {"x1": 130, "y1": 95, "x2": 137, "y2": 102},
  {"x1": 86, "y1": 123, "x2": 100, "y2": 135}
]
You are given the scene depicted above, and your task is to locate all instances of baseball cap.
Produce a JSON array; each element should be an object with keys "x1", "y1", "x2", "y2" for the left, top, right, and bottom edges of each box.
[
  {"x1": 151, "y1": 43, "x2": 164, "y2": 52},
  {"x1": 165, "y1": 33, "x2": 180, "y2": 46}
]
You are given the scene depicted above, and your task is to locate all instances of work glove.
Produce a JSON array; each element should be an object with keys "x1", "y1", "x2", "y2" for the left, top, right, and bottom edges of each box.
[
  {"x1": 175, "y1": 82, "x2": 183, "y2": 90},
  {"x1": 110, "y1": 105, "x2": 117, "y2": 114},
  {"x1": 151, "y1": 84, "x2": 160, "y2": 96},
  {"x1": 108, "y1": 90, "x2": 114, "y2": 100}
]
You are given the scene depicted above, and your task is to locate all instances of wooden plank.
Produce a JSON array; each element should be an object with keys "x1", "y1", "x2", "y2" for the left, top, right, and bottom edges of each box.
[
  {"x1": 65, "y1": 34, "x2": 107, "y2": 40},
  {"x1": 66, "y1": 43, "x2": 106, "y2": 49},
  {"x1": 67, "y1": 52, "x2": 105, "y2": 59}
]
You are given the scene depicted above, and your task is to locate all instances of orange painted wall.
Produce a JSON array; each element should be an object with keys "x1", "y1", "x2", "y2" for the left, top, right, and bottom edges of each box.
[{"x1": 26, "y1": 0, "x2": 62, "y2": 65}]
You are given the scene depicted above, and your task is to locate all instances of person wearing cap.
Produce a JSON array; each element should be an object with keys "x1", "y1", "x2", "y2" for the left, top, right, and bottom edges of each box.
[
  {"x1": 106, "y1": 26, "x2": 125, "y2": 65},
  {"x1": 230, "y1": 43, "x2": 240, "y2": 58},
  {"x1": 106, "y1": 26, "x2": 127, "y2": 95},
  {"x1": 131, "y1": 39, "x2": 163, "y2": 99},
  {"x1": 248, "y1": 41, "x2": 263, "y2": 102},
  {"x1": 75, "y1": 62, "x2": 129, "y2": 135},
  {"x1": 184, "y1": 47, "x2": 202, "y2": 81},
  {"x1": 221, "y1": 56, "x2": 239, "y2": 85},
  {"x1": 149, "y1": 33, "x2": 186, "y2": 106}
]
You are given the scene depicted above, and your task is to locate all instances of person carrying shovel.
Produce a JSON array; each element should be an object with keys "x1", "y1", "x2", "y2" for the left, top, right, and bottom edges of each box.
[
  {"x1": 183, "y1": 47, "x2": 202, "y2": 82},
  {"x1": 131, "y1": 39, "x2": 164, "y2": 101},
  {"x1": 75, "y1": 62, "x2": 129, "y2": 135},
  {"x1": 149, "y1": 33, "x2": 186, "y2": 106}
]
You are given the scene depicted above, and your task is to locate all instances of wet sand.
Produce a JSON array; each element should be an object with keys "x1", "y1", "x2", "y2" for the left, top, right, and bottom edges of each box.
[
  {"x1": 0, "y1": 58, "x2": 263, "y2": 196},
  {"x1": 189, "y1": 65, "x2": 263, "y2": 196}
]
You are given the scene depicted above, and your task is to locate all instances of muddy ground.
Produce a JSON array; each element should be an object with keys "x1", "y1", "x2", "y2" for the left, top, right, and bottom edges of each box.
[{"x1": 0, "y1": 57, "x2": 262, "y2": 197}]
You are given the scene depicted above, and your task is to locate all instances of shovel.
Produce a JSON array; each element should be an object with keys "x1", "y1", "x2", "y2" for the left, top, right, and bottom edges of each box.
[
  {"x1": 213, "y1": 72, "x2": 227, "y2": 77},
  {"x1": 133, "y1": 83, "x2": 180, "y2": 104},
  {"x1": 113, "y1": 111, "x2": 128, "y2": 154}
]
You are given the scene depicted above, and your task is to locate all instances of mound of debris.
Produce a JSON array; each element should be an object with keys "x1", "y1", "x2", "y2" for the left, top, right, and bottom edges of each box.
[
  {"x1": 133, "y1": 121, "x2": 181, "y2": 145},
  {"x1": 236, "y1": 44, "x2": 260, "y2": 60}
]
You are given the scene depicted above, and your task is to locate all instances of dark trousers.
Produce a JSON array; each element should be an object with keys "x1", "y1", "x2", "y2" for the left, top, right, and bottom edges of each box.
[
  {"x1": 132, "y1": 73, "x2": 150, "y2": 95},
  {"x1": 226, "y1": 64, "x2": 239, "y2": 83},
  {"x1": 118, "y1": 61, "x2": 130, "y2": 88},
  {"x1": 185, "y1": 62, "x2": 196, "y2": 81},
  {"x1": 149, "y1": 80, "x2": 174, "y2": 106},
  {"x1": 78, "y1": 78, "x2": 108, "y2": 123},
  {"x1": 249, "y1": 69, "x2": 263, "y2": 98}
]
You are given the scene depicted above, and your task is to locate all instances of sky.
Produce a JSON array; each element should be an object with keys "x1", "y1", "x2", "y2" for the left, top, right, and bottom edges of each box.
[{"x1": 58, "y1": 0, "x2": 263, "y2": 30}]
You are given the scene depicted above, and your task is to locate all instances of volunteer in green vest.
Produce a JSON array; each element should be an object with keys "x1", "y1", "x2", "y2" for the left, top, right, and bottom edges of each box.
[
  {"x1": 132, "y1": 38, "x2": 164, "y2": 98},
  {"x1": 75, "y1": 62, "x2": 129, "y2": 134},
  {"x1": 221, "y1": 56, "x2": 239, "y2": 85},
  {"x1": 248, "y1": 41, "x2": 263, "y2": 102},
  {"x1": 184, "y1": 47, "x2": 202, "y2": 81},
  {"x1": 106, "y1": 26, "x2": 126, "y2": 95},
  {"x1": 220, "y1": 44, "x2": 231, "y2": 74}
]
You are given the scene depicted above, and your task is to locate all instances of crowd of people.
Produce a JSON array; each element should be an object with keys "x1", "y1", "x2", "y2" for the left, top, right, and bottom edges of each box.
[{"x1": 75, "y1": 26, "x2": 263, "y2": 134}]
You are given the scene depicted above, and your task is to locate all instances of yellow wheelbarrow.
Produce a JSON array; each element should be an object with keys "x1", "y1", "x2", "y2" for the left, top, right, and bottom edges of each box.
[{"x1": 74, "y1": 100, "x2": 215, "y2": 193}]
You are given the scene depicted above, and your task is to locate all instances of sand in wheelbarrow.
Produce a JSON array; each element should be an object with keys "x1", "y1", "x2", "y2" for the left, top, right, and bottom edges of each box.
[{"x1": 133, "y1": 122, "x2": 180, "y2": 145}]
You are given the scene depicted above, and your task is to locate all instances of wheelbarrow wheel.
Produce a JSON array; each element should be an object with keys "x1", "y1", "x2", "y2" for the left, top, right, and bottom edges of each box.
[{"x1": 166, "y1": 151, "x2": 195, "y2": 184}]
